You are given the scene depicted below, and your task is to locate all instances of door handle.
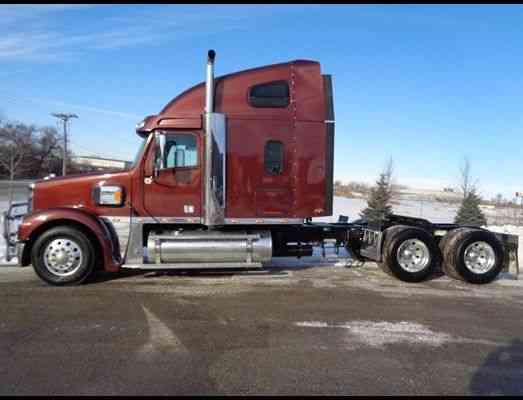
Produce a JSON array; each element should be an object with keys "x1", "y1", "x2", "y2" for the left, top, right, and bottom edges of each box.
[{"x1": 144, "y1": 176, "x2": 153, "y2": 185}]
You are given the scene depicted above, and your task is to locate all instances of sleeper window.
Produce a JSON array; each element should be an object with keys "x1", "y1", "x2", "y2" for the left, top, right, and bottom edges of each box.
[
  {"x1": 248, "y1": 81, "x2": 290, "y2": 108},
  {"x1": 264, "y1": 141, "x2": 284, "y2": 175}
]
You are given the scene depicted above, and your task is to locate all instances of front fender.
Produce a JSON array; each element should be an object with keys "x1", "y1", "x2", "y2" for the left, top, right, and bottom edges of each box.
[{"x1": 18, "y1": 208, "x2": 120, "y2": 272}]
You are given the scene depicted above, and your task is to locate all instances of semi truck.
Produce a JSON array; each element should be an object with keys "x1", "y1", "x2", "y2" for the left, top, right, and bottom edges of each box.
[{"x1": 3, "y1": 50, "x2": 519, "y2": 286}]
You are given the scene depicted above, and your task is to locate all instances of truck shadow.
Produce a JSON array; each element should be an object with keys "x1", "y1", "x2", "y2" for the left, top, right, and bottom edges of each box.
[
  {"x1": 469, "y1": 338, "x2": 523, "y2": 395},
  {"x1": 88, "y1": 257, "x2": 448, "y2": 283},
  {"x1": 88, "y1": 256, "x2": 367, "y2": 283},
  {"x1": 87, "y1": 269, "x2": 145, "y2": 284}
]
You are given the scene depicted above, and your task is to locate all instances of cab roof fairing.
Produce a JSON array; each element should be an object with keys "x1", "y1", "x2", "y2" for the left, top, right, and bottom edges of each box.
[
  {"x1": 135, "y1": 115, "x2": 160, "y2": 137},
  {"x1": 157, "y1": 59, "x2": 320, "y2": 119},
  {"x1": 135, "y1": 59, "x2": 322, "y2": 137}
]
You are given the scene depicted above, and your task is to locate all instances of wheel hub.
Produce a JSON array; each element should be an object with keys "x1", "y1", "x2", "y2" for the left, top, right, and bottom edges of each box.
[
  {"x1": 464, "y1": 241, "x2": 496, "y2": 274},
  {"x1": 396, "y1": 239, "x2": 431, "y2": 273},
  {"x1": 43, "y1": 238, "x2": 83, "y2": 277}
]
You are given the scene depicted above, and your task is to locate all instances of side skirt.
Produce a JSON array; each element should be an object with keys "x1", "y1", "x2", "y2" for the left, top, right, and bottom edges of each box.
[{"x1": 122, "y1": 262, "x2": 263, "y2": 270}]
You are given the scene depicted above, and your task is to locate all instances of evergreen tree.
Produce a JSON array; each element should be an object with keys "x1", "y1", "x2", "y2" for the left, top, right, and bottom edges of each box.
[
  {"x1": 361, "y1": 159, "x2": 394, "y2": 223},
  {"x1": 454, "y1": 190, "x2": 487, "y2": 226},
  {"x1": 454, "y1": 157, "x2": 487, "y2": 226}
]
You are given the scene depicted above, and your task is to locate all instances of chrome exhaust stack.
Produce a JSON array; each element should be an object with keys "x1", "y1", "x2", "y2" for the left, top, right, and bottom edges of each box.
[
  {"x1": 205, "y1": 49, "x2": 216, "y2": 132},
  {"x1": 203, "y1": 49, "x2": 226, "y2": 226}
]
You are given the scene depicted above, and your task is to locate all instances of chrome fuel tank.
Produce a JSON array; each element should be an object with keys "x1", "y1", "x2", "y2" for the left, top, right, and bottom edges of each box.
[{"x1": 145, "y1": 230, "x2": 272, "y2": 264}]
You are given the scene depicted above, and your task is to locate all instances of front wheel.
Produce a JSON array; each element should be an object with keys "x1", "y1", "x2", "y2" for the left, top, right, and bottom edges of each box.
[
  {"x1": 31, "y1": 226, "x2": 95, "y2": 286},
  {"x1": 379, "y1": 225, "x2": 440, "y2": 283}
]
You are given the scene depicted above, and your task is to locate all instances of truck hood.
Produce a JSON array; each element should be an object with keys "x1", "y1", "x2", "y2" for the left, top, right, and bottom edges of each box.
[
  {"x1": 32, "y1": 170, "x2": 132, "y2": 212},
  {"x1": 35, "y1": 170, "x2": 122, "y2": 185}
]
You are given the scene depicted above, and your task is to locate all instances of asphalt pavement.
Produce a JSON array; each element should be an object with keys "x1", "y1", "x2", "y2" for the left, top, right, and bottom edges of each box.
[{"x1": 1, "y1": 260, "x2": 523, "y2": 395}]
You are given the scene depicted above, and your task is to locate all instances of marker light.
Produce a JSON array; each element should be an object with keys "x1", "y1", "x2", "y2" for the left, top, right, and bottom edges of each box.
[{"x1": 93, "y1": 185, "x2": 124, "y2": 207}]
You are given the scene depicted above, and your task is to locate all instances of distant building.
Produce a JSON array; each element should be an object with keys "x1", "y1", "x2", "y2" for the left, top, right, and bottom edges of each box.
[{"x1": 71, "y1": 155, "x2": 132, "y2": 171}]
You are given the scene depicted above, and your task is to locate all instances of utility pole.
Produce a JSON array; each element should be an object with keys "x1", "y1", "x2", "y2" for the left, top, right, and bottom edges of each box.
[
  {"x1": 51, "y1": 113, "x2": 78, "y2": 176},
  {"x1": 516, "y1": 192, "x2": 523, "y2": 226}
]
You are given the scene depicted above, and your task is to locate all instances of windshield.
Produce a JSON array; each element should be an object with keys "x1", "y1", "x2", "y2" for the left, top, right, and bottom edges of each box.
[{"x1": 129, "y1": 137, "x2": 148, "y2": 169}]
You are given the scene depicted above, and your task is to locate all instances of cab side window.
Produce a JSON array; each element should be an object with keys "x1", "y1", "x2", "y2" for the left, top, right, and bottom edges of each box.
[
  {"x1": 164, "y1": 134, "x2": 198, "y2": 168},
  {"x1": 264, "y1": 140, "x2": 284, "y2": 175}
]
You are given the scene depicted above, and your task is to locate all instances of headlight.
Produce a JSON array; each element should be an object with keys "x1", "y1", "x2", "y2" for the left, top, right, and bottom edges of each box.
[{"x1": 92, "y1": 185, "x2": 125, "y2": 207}]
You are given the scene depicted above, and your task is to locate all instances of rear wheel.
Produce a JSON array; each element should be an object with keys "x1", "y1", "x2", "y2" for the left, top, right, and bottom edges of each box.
[
  {"x1": 441, "y1": 228, "x2": 504, "y2": 284},
  {"x1": 379, "y1": 225, "x2": 440, "y2": 282},
  {"x1": 31, "y1": 226, "x2": 95, "y2": 286}
]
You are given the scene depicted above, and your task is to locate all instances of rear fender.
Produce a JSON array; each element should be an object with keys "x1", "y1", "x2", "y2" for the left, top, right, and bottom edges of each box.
[{"x1": 18, "y1": 208, "x2": 120, "y2": 272}]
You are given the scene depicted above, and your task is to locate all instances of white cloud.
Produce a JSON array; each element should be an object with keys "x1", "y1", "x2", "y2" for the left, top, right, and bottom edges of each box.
[
  {"x1": 0, "y1": 5, "x2": 91, "y2": 25},
  {"x1": 0, "y1": 5, "x2": 290, "y2": 62}
]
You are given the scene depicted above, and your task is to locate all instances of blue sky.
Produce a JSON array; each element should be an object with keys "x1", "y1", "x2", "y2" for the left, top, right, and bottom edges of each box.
[{"x1": 1, "y1": 5, "x2": 522, "y2": 199}]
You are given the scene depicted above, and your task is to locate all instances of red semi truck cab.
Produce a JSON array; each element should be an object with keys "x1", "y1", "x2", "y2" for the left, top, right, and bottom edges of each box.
[
  {"x1": 14, "y1": 51, "x2": 336, "y2": 283},
  {"x1": 7, "y1": 50, "x2": 518, "y2": 286}
]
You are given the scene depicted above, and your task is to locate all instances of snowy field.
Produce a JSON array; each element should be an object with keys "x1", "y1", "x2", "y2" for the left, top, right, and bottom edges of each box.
[
  {"x1": 0, "y1": 192, "x2": 521, "y2": 267},
  {"x1": 313, "y1": 196, "x2": 458, "y2": 224}
]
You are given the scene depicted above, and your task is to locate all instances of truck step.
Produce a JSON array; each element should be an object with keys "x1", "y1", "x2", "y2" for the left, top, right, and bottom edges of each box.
[{"x1": 122, "y1": 262, "x2": 263, "y2": 270}]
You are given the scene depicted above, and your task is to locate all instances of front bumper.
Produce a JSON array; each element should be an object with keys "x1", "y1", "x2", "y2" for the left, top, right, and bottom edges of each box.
[{"x1": 2, "y1": 202, "x2": 29, "y2": 263}]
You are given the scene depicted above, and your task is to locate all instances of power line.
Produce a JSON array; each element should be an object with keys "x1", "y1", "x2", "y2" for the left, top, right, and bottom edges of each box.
[
  {"x1": 0, "y1": 90, "x2": 141, "y2": 120},
  {"x1": 51, "y1": 113, "x2": 78, "y2": 176},
  {"x1": 69, "y1": 140, "x2": 133, "y2": 161},
  {"x1": 2, "y1": 93, "x2": 136, "y2": 158},
  {"x1": 0, "y1": 92, "x2": 144, "y2": 144}
]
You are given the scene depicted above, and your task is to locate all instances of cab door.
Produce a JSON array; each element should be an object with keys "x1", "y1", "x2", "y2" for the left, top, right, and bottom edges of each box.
[{"x1": 143, "y1": 131, "x2": 202, "y2": 220}]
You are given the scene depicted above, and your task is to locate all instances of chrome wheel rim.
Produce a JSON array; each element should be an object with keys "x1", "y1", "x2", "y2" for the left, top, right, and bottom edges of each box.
[
  {"x1": 43, "y1": 237, "x2": 83, "y2": 277},
  {"x1": 396, "y1": 239, "x2": 431, "y2": 273},
  {"x1": 464, "y1": 241, "x2": 496, "y2": 274}
]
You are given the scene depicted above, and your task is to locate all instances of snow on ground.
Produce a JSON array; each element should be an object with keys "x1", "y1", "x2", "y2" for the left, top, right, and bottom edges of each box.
[{"x1": 295, "y1": 320, "x2": 454, "y2": 347}]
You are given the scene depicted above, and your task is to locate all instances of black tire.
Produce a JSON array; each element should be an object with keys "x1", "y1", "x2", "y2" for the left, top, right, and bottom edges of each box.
[
  {"x1": 31, "y1": 226, "x2": 95, "y2": 286},
  {"x1": 441, "y1": 228, "x2": 504, "y2": 284},
  {"x1": 377, "y1": 225, "x2": 406, "y2": 278},
  {"x1": 378, "y1": 225, "x2": 440, "y2": 283},
  {"x1": 438, "y1": 228, "x2": 467, "y2": 281}
]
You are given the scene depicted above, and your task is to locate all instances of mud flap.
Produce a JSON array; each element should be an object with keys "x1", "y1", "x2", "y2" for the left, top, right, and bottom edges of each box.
[
  {"x1": 494, "y1": 232, "x2": 519, "y2": 279},
  {"x1": 358, "y1": 228, "x2": 384, "y2": 262}
]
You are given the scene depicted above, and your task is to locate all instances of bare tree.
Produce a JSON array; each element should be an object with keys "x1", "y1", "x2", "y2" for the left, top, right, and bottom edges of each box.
[
  {"x1": 459, "y1": 157, "x2": 479, "y2": 198},
  {"x1": 0, "y1": 121, "x2": 34, "y2": 207},
  {"x1": 383, "y1": 157, "x2": 400, "y2": 202},
  {"x1": 384, "y1": 157, "x2": 394, "y2": 181},
  {"x1": 27, "y1": 126, "x2": 63, "y2": 177}
]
